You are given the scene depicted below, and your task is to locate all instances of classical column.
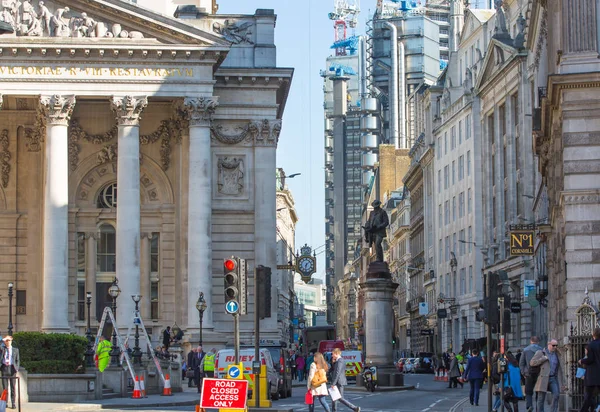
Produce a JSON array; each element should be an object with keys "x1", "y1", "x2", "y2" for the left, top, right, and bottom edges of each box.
[
  {"x1": 140, "y1": 233, "x2": 152, "y2": 320},
  {"x1": 255, "y1": 120, "x2": 280, "y2": 332},
  {"x1": 85, "y1": 233, "x2": 97, "y2": 321},
  {"x1": 181, "y1": 97, "x2": 218, "y2": 331},
  {"x1": 111, "y1": 96, "x2": 147, "y2": 323},
  {"x1": 40, "y1": 94, "x2": 76, "y2": 333}
]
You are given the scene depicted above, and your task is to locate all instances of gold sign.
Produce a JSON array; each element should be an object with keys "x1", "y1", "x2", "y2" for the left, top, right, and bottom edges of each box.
[
  {"x1": 510, "y1": 231, "x2": 534, "y2": 255},
  {"x1": 0, "y1": 66, "x2": 194, "y2": 78}
]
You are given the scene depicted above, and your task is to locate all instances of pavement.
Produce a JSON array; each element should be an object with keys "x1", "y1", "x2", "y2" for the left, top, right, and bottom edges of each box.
[{"x1": 450, "y1": 388, "x2": 493, "y2": 412}]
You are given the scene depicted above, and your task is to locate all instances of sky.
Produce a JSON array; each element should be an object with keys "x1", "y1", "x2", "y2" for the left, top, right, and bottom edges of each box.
[{"x1": 218, "y1": 0, "x2": 374, "y2": 280}]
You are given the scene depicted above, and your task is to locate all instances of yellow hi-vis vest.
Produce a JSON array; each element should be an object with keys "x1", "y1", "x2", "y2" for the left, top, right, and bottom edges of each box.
[{"x1": 204, "y1": 353, "x2": 215, "y2": 372}]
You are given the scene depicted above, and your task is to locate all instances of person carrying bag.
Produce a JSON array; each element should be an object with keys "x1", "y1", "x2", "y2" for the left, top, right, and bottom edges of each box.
[{"x1": 307, "y1": 352, "x2": 331, "y2": 412}]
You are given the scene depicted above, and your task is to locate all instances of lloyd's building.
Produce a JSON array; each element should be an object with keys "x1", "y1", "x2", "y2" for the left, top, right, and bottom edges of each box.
[{"x1": 0, "y1": 0, "x2": 293, "y2": 346}]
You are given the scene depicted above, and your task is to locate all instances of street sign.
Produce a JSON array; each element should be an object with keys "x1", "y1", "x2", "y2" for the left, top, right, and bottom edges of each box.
[
  {"x1": 225, "y1": 300, "x2": 239, "y2": 314},
  {"x1": 298, "y1": 322, "x2": 305, "y2": 329},
  {"x1": 510, "y1": 302, "x2": 522, "y2": 313},
  {"x1": 420, "y1": 329, "x2": 434, "y2": 336},
  {"x1": 418, "y1": 302, "x2": 429, "y2": 315},
  {"x1": 510, "y1": 231, "x2": 534, "y2": 255},
  {"x1": 524, "y1": 280, "x2": 536, "y2": 297},
  {"x1": 277, "y1": 264, "x2": 296, "y2": 270},
  {"x1": 227, "y1": 364, "x2": 242, "y2": 379},
  {"x1": 200, "y1": 378, "x2": 248, "y2": 409}
]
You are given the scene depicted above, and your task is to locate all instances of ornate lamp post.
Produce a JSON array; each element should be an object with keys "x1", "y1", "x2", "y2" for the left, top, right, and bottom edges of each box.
[
  {"x1": 85, "y1": 291, "x2": 94, "y2": 367},
  {"x1": 7, "y1": 282, "x2": 13, "y2": 336},
  {"x1": 536, "y1": 275, "x2": 548, "y2": 307},
  {"x1": 131, "y1": 294, "x2": 142, "y2": 365},
  {"x1": 108, "y1": 278, "x2": 121, "y2": 366},
  {"x1": 196, "y1": 292, "x2": 207, "y2": 345}
]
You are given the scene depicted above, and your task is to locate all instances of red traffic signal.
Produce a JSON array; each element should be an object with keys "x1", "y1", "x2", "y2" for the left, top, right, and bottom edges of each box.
[{"x1": 224, "y1": 259, "x2": 237, "y2": 272}]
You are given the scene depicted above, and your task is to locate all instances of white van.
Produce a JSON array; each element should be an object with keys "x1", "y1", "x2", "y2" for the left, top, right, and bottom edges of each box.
[{"x1": 215, "y1": 348, "x2": 280, "y2": 400}]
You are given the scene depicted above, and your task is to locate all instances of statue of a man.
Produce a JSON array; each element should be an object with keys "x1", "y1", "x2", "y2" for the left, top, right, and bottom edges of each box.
[{"x1": 363, "y1": 200, "x2": 389, "y2": 262}]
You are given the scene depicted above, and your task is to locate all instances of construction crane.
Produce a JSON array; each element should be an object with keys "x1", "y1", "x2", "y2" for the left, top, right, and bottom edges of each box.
[{"x1": 328, "y1": 0, "x2": 360, "y2": 56}]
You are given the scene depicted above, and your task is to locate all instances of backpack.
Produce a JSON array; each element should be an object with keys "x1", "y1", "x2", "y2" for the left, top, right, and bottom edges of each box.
[
  {"x1": 491, "y1": 361, "x2": 501, "y2": 384},
  {"x1": 528, "y1": 349, "x2": 542, "y2": 376}
]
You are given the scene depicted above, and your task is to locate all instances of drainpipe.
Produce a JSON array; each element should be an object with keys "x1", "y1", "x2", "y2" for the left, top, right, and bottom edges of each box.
[
  {"x1": 383, "y1": 21, "x2": 399, "y2": 149},
  {"x1": 399, "y1": 40, "x2": 406, "y2": 149}
]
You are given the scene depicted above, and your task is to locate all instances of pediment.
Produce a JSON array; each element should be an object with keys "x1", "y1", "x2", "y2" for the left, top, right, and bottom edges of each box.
[
  {"x1": 475, "y1": 38, "x2": 520, "y2": 91},
  {"x1": 459, "y1": 11, "x2": 482, "y2": 44},
  {"x1": 0, "y1": 0, "x2": 229, "y2": 46}
]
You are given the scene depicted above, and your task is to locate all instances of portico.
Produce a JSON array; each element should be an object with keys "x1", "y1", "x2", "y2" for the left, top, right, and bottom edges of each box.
[{"x1": 0, "y1": 0, "x2": 292, "y2": 345}]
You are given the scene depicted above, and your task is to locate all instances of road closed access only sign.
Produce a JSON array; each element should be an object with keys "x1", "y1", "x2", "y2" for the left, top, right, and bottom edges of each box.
[{"x1": 200, "y1": 378, "x2": 248, "y2": 409}]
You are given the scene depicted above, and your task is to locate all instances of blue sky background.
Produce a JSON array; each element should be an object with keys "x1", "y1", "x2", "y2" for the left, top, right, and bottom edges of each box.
[{"x1": 218, "y1": 0, "x2": 374, "y2": 280}]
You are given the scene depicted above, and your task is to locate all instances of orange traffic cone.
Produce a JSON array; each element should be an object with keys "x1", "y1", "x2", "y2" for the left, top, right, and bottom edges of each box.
[
  {"x1": 0, "y1": 389, "x2": 7, "y2": 410},
  {"x1": 140, "y1": 375, "x2": 147, "y2": 398},
  {"x1": 131, "y1": 376, "x2": 142, "y2": 399},
  {"x1": 162, "y1": 374, "x2": 173, "y2": 396}
]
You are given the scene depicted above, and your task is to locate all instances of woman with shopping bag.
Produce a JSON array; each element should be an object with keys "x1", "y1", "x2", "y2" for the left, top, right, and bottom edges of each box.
[{"x1": 306, "y1": 352, "x2": 331, "y2": 412}]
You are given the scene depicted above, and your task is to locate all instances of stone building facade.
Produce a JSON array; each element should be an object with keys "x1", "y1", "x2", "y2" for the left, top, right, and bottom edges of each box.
[{"x1": 0, "y1": 0, "x2": 292, "y2": 346}]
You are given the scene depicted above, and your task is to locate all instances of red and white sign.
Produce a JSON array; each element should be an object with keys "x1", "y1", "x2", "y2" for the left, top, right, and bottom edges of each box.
[{"x1": 200, "y1": 378, "x2": 248, "y2": 409}]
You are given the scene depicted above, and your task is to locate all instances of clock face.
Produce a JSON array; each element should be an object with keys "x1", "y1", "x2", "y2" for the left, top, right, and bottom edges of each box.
[{"x1": 298, "y1": 257, "x2": 315, "y2": 274}]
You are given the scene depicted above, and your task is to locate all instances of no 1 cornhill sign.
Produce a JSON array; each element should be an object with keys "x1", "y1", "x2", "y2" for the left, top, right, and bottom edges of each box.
[
  {"x1": 200, "y1": 378, "x2": 248, "y2": 409},
  {"x1": 509, "y1": 225, "x2": 535, "y2": 256}
]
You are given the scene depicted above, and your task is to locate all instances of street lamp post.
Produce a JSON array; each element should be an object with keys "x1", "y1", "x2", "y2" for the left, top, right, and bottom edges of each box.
[
  {"x1": 7, "y1": 282, "x2": 13, "y2": 336},
  {"x1": 108, "y1": 278, "x2": 121, "y2": 366},
  {"x1": 131, "y1": 294, "x2": 142, "y2": 365},
  {"x1": 85, "y1": 291, "x2": 94, "y2": 367},
  {"x1": 196, "y1": 292, "x2": 207, "y2": 345}
]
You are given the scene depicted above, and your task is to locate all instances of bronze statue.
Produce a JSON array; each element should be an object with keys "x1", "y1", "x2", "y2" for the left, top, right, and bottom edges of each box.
[{"x1": 363, "y1": 200, "x2": 389, "y2": 262}]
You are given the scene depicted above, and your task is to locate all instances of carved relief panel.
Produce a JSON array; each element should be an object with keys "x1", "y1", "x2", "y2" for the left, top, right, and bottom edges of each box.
[{"x1": 213, "y1": 153, "x2": 249, "y2": 202}]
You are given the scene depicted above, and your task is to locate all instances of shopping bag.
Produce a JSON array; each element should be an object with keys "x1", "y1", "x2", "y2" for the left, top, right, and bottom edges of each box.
[
  {"x1": 329, "y1": 385, "x2": 342, "y2": 402},
  {"x1": 576, "y1": 367, "x2": 586, "y2": 379},
  {"x1": 305, "y1": 389, "x2": 314, "y2": 405}
]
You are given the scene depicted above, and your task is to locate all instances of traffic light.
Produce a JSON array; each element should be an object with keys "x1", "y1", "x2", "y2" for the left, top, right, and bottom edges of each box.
[
  {"x1": 256, "y1": 265, "x2": 272, "y2": 319},
  {"x1": 486, "y1": 271, "x2": 500, "y2": 325},
  {"x1": 476, "y1": 299, "x2": 486, "y2": 322},
  {"x1": 502, "y1": 294, "x2": 512, "y2": 333},
  {"x1": 223, "y1": 257, "x2": 248, "y2": 315}
]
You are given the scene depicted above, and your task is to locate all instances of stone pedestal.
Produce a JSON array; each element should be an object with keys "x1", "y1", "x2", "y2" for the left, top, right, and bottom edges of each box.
[{"x1": 360, "y1": 261, "x2": 403, "y2": 387}]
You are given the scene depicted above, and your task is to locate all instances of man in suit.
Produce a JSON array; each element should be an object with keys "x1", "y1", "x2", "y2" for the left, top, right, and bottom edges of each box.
[
  {"x1": 186, "y1": 347, "x2": 197, "y2": 387},
  {"x1": 195, "y1": 345, "x2": 205, "y2": 394},
  {"x1": 330, "y1": 348, "x2": 360, "y2": 412},
  {"x1": 580, "y1": 328, "x2": 600, "y2": 411},
  {"x1": 1, "y1": 336, "x2": 19, "y2": 409}
]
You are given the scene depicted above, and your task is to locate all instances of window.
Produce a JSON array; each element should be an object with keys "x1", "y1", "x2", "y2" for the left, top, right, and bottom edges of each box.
[
  {"x1": 470, "y1": 45, "x2": 474, "y2": 66},
  {"x1": 77, "y1": 281, "x2": 85, "y2": 321},
  {"x1": 451, "y1": 126, "x2": 456, "y2": 150},
  {"x1": 445, "y1": 237, "x2": 450, "y2": 261},
  {"x1": 452, "y1": 197, "x2": 456, "y2": 221},
  {"x1": 444, "y1": 132, "x2": 448, "y2": 155},
  {"x1": 445, "y1": 273, "x2": 450, "y2": 296},
  {"x1": 453, "y1": 233, "x2": 457, "y2": 256},
  {"x1": 439, "y1": 239, "x2": 443, "y2": 265},
  {"x1": 465, "y1": 114, "x2": 471, "y2": 140},
  {"x1": 459, "y1": 230, "x2": 465, "y2": 255},
  {"x1": 459, "y1": 192, "x2": 465, "y2": 218},
  {"x1": 77, "y1": 232, "x2": 85, "y2": 273},
  {"x1": 459, "y1": 156, "x2": 464, "y2": 181},
  {"x1": 468, "y1": 266, "x2": 473, "y2": 293},
  {"x1": 437, "y1": 137, "x2": 442, "y2": 159},
  {"x1": 151, "y1": 232, "x2": 160, "y2": 319},
  {"x1": 439, "y1": 204, "x2": 443, "y2": 227},
  {"x1": 16, "y1": 290, "x2": 26, "y2": 315},
  {"x1": 460, "y1": 268, "x2": 466, "y2": 295},
  {"x1": 444, "y1": 166, "x2": 449, "y2": 189},
  {"x1": 468, "y1": 226, "x2": 473, "y2": 252},
  {"x1": 438, "y1": 170, "x2": 442, "y2": 193},
  {"x1": 452, "y1": 161, "x2": 456, "y2": 185},
  {"x1": 97, "y1": 224, "x2": 116, "y2": 272},
  {"x1": 467, "y1": 151, "x2": 471, "y2": 176},
  {"x1": 468, "y1": 188, "x2": 473, "y2": 214},
  {"x1": 459, "y1": 120, "x2": 463, "y2": 145},
  {"x1": 97, "y1": 182, "x2": 117, "y2": 208},
  {"x1": 445, "y1": 201, "x2": 449, "y2": 225}
]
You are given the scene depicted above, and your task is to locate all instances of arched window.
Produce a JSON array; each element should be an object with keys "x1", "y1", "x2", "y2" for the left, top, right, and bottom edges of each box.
[
  {"x1": 97, "y1": 183, "x2": 117, "y2": 208},
  {"x1": 97, "y1": 224, "x2": 116, "y2": 272}
]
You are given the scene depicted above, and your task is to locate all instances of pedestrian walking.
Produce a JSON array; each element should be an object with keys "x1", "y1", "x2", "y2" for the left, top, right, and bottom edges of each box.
[
  {"x1": 195, "y1": 345, "x2": 205, "y2": 393},
  {"x1": 290, "y1": 350, "x2": 297, "y2": 380},
  {"x1": 519, "y1": 336, "x2": 543, "y2": 412},
  {"x1": 448, "y1": 353, "x2": 463, "y2": 388},
  {"x1": 0, "y1": 336, "x2": 19, "y2": 409},
  {"x1": 297, "y1": 353, "x2": 306, "y2": 381},
  {"x1": 464, "y1": 348, "x2": 486, "y2": 406},
  {"x1": 579, "y1": 328, "x2": 600, "y2": 412},
  {"x1": 187, "y1": 347, "x2": 197, "y2": 387},
  {"x1": 530, "y1": 339, "x2": 565, "y2": 412},
  {"x1": 502, "y1": 352, "x2": 524, "y2": 412},
  {"x1": 330, "y1": 348, "x2": 360, "y2": 412},
  {"x1": 201, "y1": 348, "x2": 217, "y2": 378},
  {"x1": 307, "y1": 352, "x2": 331, "y2": 412}
]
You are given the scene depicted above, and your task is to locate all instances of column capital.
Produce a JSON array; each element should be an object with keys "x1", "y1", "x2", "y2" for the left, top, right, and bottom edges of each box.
[
  {"x1": 111, "y1": 96, "x2": 148, "y2": 126},
  {"x1": 39, "y1": 94, "x2": 76, "y2": 126},
  {"x1": 181, "y1": 96, "x2": 219, "y2": 127}
]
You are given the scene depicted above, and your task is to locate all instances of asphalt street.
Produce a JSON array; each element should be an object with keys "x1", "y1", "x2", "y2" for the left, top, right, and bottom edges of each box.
[{"x1": 28, "y1": 374, "x2": 476, "y2": 412}]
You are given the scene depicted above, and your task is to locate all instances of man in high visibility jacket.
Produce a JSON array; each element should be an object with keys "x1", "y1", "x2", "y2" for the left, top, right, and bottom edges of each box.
[
  {"x1": 96, "y1": 336, "x2": 112, "y2": 372},
  {"x1": 201, "y1": 348, "x2": 217, "y2": 378}
]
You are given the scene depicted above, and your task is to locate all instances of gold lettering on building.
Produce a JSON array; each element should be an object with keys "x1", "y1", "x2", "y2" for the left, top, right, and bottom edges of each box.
[{"x1": 0, "y1": 66, "x2": 195, "y2": 78}]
